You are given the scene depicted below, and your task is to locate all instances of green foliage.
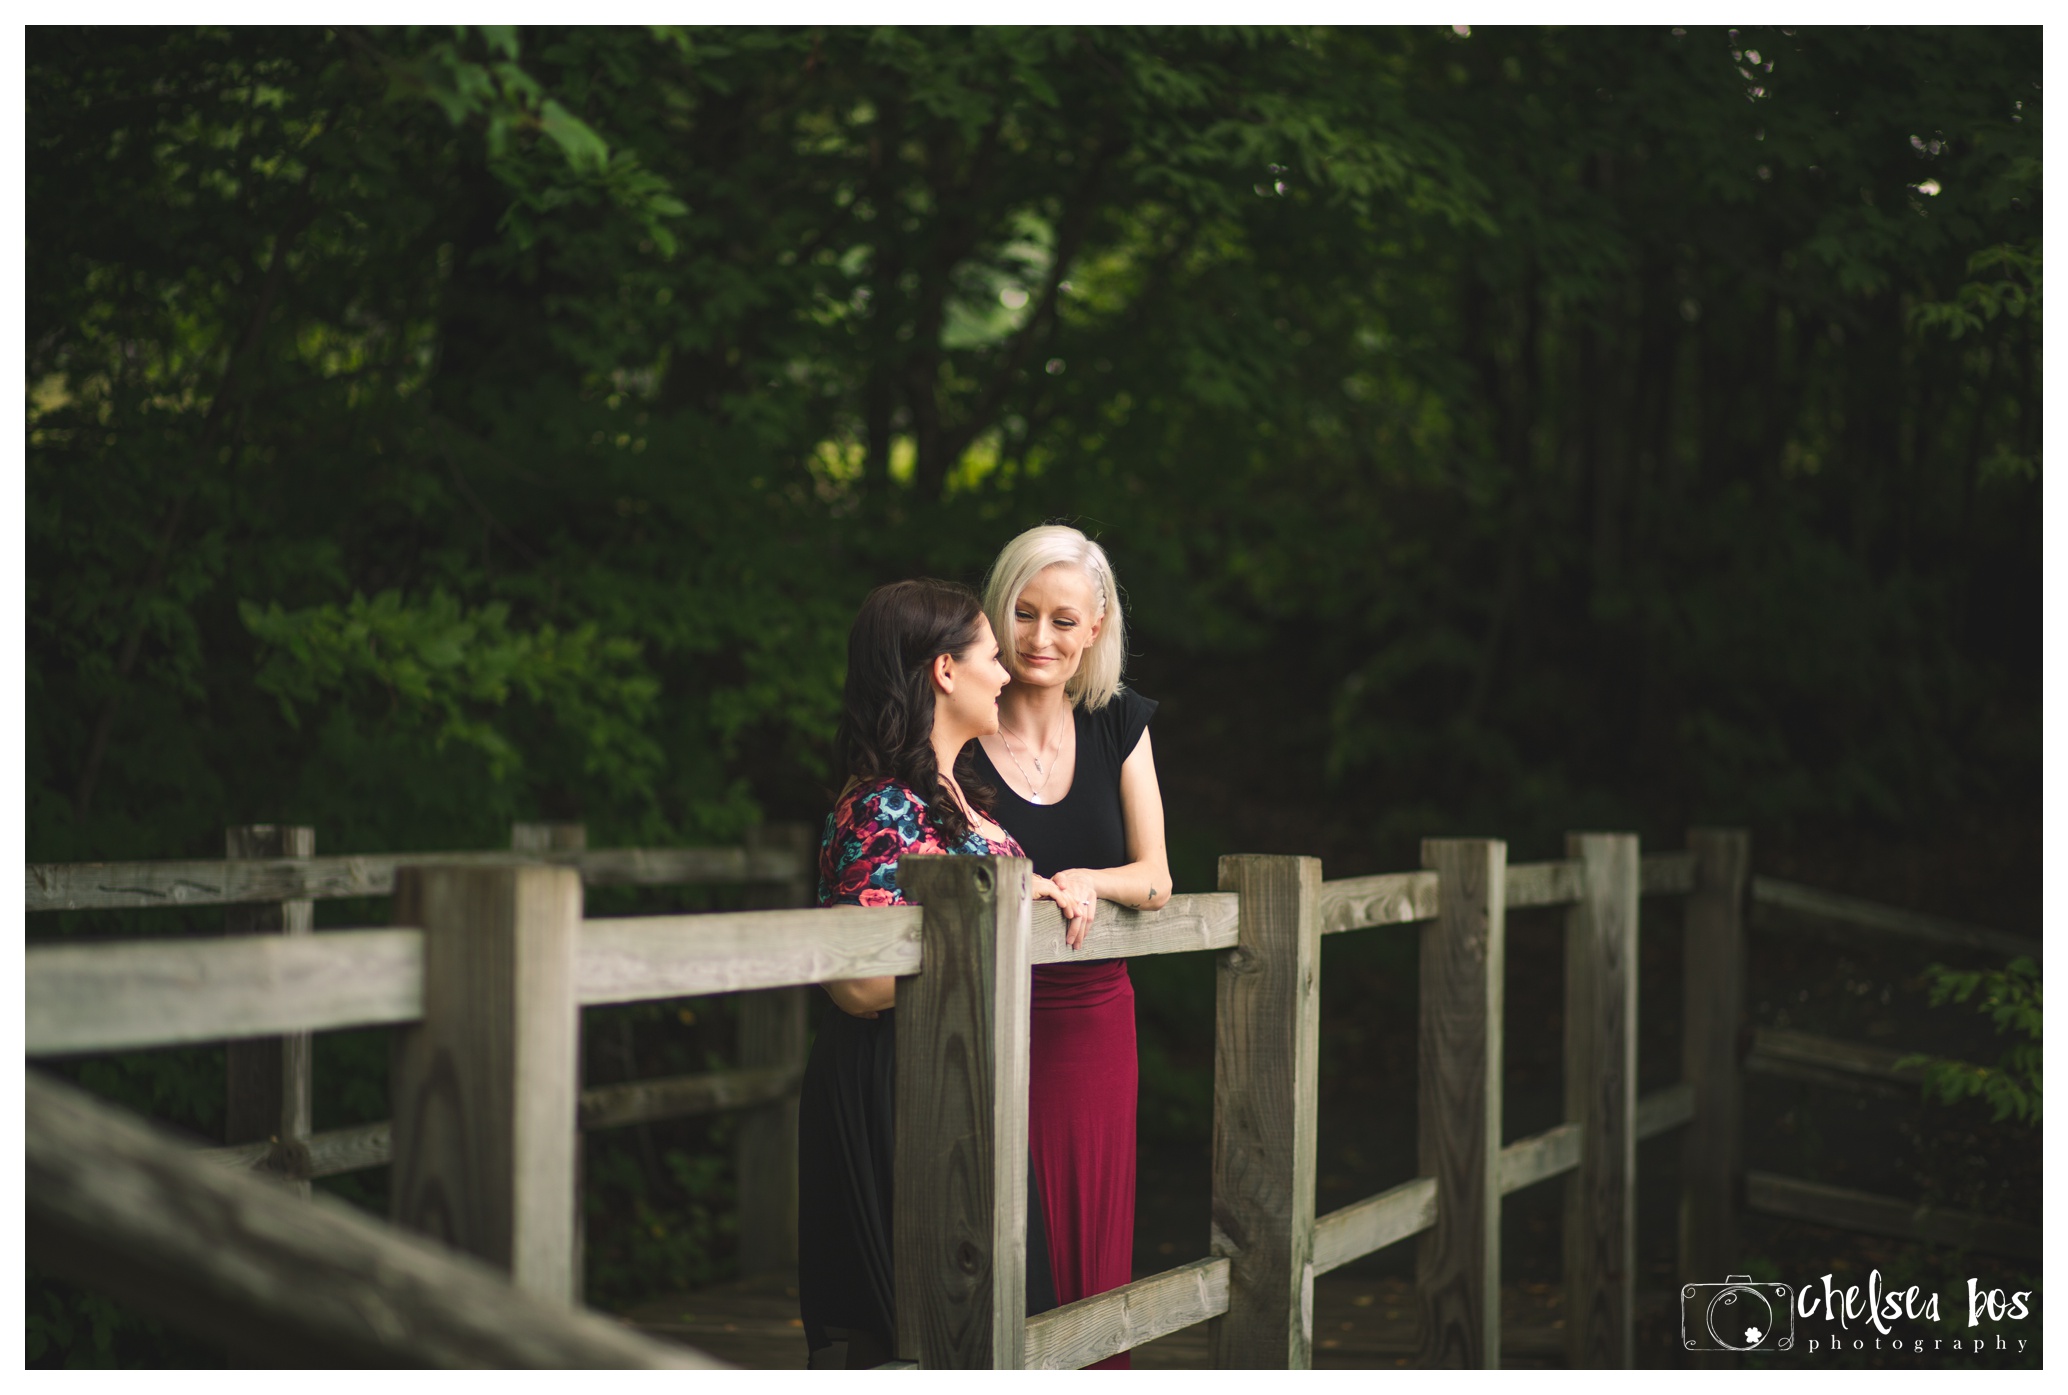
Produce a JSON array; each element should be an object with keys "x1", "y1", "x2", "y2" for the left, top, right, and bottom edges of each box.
[
  {"x1": 27, "y1": 1270, "x2": 219, "y2": 1369},
  {"x1": 242, "y1": 588, "x2": 663, "y2": 797},
  {"x1": 1899, "y1": 957, "x2": 2042, "y2": 1124},
  {"x1": 1911, "y1": 242, "x2": 2042, "y2": 340}
]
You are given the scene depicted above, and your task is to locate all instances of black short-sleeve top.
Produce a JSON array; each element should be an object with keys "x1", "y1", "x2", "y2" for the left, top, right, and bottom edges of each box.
[{"x1": 971, "y1": 687, "x2": 1158, "y2": 1008}]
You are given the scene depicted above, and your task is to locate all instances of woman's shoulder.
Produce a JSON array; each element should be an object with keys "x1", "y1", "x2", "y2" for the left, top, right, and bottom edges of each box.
[
  {"x1": 1087, "y1": 685, "x2": 1158, "y2": 755},
  {"x1": 822, "y1": 777, "x2": 934, "y2": 908},
  {"x1": 837, "y1": 777, "x2": 932, "y2": 833}
]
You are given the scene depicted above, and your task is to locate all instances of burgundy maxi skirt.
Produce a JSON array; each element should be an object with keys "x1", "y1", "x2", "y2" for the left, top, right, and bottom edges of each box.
[{"x1": 1028, "y1": 961, "x2": 1138, "y2": 1370}]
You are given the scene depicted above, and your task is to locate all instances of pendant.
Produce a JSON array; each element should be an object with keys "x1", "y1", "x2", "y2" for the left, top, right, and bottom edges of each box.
[{"x1": 1028, "y1": 793, "x2": 1043, "y2": 805}]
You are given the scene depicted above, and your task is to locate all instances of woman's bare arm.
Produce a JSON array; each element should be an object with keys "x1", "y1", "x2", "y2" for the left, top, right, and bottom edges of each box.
[
  {"x1": 823, "y1": 975, "x2": 895, "y2": 1018},
  {"x1": 1049, "y1": 729, "x2": 1174, "y2": 931}
]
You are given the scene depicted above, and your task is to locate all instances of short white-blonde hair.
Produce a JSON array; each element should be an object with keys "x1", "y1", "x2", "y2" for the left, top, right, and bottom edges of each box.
[{"x1": 982, "y1": 524, "x2": 1126, "y2": 710}]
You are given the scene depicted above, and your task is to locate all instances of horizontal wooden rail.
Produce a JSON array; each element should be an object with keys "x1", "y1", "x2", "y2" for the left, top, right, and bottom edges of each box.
[
  {"x1": 1021, "y1": 1256, "x2": 1231, "y2": 1370},
  {"x1": 1634, "y1": 1080, "x2": 1696, "y2": 1138},
  {"x1": 1310, "y1": 1084, "x2": 1697, "y2": 1278},
  {"x1": 1318, "y1": 871, "x2": 1439, "y2": 934},
  {"x1": 1499, "y1": 1123, "x2": 1580, "y2": 1195},
  {"x1": 27, "y1": 929, "x2": 425, "y2": 1055},
  {"x1": 193, "y1": 1065, "x2": 806, "y2": 1179},
  {"x1": 201, "y1": 1120, "x2": 392, "y2": 1180},
  {"x1": 26, "y1": 845, "x2": 809, "y2": 913},
  {"x1": 1747, "y1": 1171, "x2": 2041, "y2": 1261},
  {"x1": 1751, "y1": 875, "x2": 2039, "y2": 961},
  {"x1": 577, "y1": 906, "x2": 923, "y2": 1004},
  {"x1": 1313, "y1": 1177, "x2": 1438, "y2": 1276},
  {"x1": 1030, "y1": 892, "x2": 1240, "y2": 961},
  {"x1": 1506, "y1": 858, "x2": 1583, "y2": 909},
  {"x1": 1746, "y1": 1027, "x2": 1926, "y2": 1096},
  {"x1": 578, "y1": 1064, "x2": 803, "y2": 1131},
  {"x1": 1316, "y1": 853, "x2": 1697, "y2": 936},
  {"x1": 27, "y1": 850, "x2": 1724, "y2": 1053},
  {"x1": 1641, "y1": 851, "x2": 1694, "y2": 896},
  {"x1": 27, "y1": 1071, "x2": 720, "y2": 1367}
]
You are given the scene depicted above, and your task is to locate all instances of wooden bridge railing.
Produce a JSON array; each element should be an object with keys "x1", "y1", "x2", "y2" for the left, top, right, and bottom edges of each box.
[
  {"x1": 24, "y1": 824, "x2": 2041, "y2": 1367},
  {"x1": 29, "y1": 820, "x2": 817, "y2": 1293}
]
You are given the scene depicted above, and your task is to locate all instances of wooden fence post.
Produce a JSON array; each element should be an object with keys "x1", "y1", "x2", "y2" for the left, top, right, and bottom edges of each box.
[
  {"x1": 391, "y1": 863, "x2": 583, "y2": 1303},
  {"x1": 1208, "y1": 854, "x2": 1321, "y2": 1369},
  {"x1": 1416, "y1": 838, "x2": 1505, "y2": 1369},
  {"x1": 737, "y1": 823, "x2": 814, "y2": 1276},
  {"x1": 892, "y1": 854, "x2": 1033, "y2": 1369},
  {"x1": 224, "y1": 824, "x2": 315, "y2": 1199},
  {"x1": 512, "y1": 822, "x2": 588, "y2": 1301},
  {"x1": 1563, "y1": 832, "x2": 1639, "y2": 1369},
  {"x1": 1680, "y1": 828, "x2": 1749, "y2": 1287}
]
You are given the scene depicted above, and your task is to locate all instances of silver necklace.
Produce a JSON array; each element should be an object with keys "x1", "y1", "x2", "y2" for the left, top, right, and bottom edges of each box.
[
  {"x1": 940, "y1": 773, "x2": 997, "y2": 837},
  {"x1": 998, "y1": 722, "x2": 1062, "y2": 805}
]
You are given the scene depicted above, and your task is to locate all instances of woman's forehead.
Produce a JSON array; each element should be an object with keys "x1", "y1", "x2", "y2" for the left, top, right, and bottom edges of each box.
[{"x1": 1019, "y1": 563, "x2": 1097, "y2": 610}]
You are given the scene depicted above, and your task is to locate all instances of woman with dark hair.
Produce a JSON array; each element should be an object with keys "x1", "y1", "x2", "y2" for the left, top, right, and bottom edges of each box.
[{"x1": 797, "y1": 577, "x2": 1088, "y2": 1370}]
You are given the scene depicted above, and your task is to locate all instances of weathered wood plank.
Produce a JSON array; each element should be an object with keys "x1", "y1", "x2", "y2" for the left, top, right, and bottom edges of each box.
[
  {"x1": 1316, "y1": 871, "x2": 1438, "y2": 934},
  {"x1": 1750, "y1": 875, "x2": 2039, "y2": 961},
  {"x1": 511, "y1": 823, "x2": 588, "y2": 855},
  {"x1": 1029, "y1": 891, "x2": 1240, "y2": 961},
  {"x1": 1746, "y1": 1027, "x2": 1928, "y2": 1096},
  {"x1": 1300, "y1": 1084, "x2": 1709, "y2": 1284},
  {"x1": 1415, "y1": 838, "x2": 1504, "y2": 1370},
  {"x1": 576, "y1": 905, "x2": 923, "y2": 1004},
  {"x1": 1563, "y1": 832, "x2": 1639, "y2": 1369},
  {"x1": 735, "y1": 823, "x2": 814, "y2": 1277},
  {"x1": 26, "y1": 929, "x2": 424, "y2": 1056},
  {"x1": 581, "y1": 1066, "x2": 803, "y2": 1131},
  {"x1": 1023, "y1": 1257, "x2": 1231, "y2": 1370},
  {"x1": 390, "y1": 865, "x2": 582, "y2": 1304},
  {"x1": 1209, "y1": 855, "x2": 1321, "y2": 1369},
  {"x1": 514, "y1": 823, "x2": 591, "y2": 1302},
  {"x1": 1507, "y1": 859, "x2": 1583, "y2": 909},
  {"x1": 1500, "y1": 1124, "x2": 1580, "y2": 1195},
  {"x1": 1746, "y1": 1171, "x2": 2041, "y2": 1262},
  {"x1": 197, "y1": 1068, "x2": 805, "y2": 1178},
  {"x1": 1312, "y1": 1177, "x2": 1438, "y2": 1276},
  {"x1": 1681, "y1": 829, "x2": 1749, "y2": 1288},
  {"x1": 893, "y1": 855, "x2": 1032, "y2": 1369},
  {"x1": 223, "y1": 825, "x2": 316, "y2": 1206},
  {"x1": 26, "y1": 844, "x2": 810, "y2": 912},
  {"x1": 200, "y1": 1120, "x2": 395, "y2": 1180},
  {"x1": 29, "y1": 899, "x2": 978, "y2": 1052},
  {"x1": 1636, "y1": 1082, "x2": 1696, "y2": 1140},
  {"x1": 26, "y1": 1070, "x2": 718, "y2": 1368},
  {"x1": 1641, "y1": 852, "x2": 1695, "y2": 897}
]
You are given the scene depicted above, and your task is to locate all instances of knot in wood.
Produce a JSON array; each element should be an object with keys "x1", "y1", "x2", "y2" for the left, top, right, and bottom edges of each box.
[
  {"x1": 973, "y1": 867, "x2": 993, "y2": 894},
  {"x1": 955, "y1": 1239, "x2": 982, "y2": 1274},
  {"x1": 260, "y1": 1138, "x2": 314, "y2": 1179}
]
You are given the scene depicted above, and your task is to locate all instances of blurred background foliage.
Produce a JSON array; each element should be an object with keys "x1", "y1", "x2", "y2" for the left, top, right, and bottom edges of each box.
[{"x1": 25, "y1": 24, "x2": 2040, "y2": 1363}]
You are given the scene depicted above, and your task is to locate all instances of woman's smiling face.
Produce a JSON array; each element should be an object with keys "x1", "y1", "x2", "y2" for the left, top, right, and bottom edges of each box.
[{"x1": 1009, "y1": 563, "x2": 1102, "y2": 690}]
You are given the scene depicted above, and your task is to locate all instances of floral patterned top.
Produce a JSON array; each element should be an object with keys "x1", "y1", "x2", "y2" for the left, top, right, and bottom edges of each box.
[{"x1": 818, "y1": 777, "x2": 1025, "y2": 907}]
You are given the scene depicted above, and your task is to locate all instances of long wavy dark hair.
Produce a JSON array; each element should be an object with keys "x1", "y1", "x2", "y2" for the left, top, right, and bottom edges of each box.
[{"x1": 831, "y1": 578, "x2": 998, "y2": 844}]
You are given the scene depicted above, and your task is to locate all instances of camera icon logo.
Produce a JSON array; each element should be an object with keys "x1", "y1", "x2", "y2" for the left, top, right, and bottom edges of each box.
[{"x1": 1682, "y1": 1275, "x2": 1795, "y2": 1353}]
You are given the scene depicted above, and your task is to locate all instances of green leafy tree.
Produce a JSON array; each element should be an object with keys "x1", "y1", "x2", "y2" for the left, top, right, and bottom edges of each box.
[{"x1": 1900, "y1": 957, "x2": 2042, "y2": 1125}]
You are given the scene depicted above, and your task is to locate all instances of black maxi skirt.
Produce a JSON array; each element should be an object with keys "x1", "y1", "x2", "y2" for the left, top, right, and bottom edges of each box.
[{"x1": 797, "y1": 998, "x2": 1056, "y2": 1364}]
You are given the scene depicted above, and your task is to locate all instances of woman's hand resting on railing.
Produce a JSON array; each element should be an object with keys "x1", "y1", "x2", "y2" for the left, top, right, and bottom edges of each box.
[
  {"x1": 1033, "y1": 873, "x2": 1094, "y2": 950},
  {"x1": 823, "y1": 875, "x2": 1091, "y2": 1015}
]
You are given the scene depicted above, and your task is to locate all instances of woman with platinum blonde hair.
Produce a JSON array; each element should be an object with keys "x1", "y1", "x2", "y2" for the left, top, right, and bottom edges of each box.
[{"x1": 971, "y1": 523, "x2": 1171, "y2": 1368}]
